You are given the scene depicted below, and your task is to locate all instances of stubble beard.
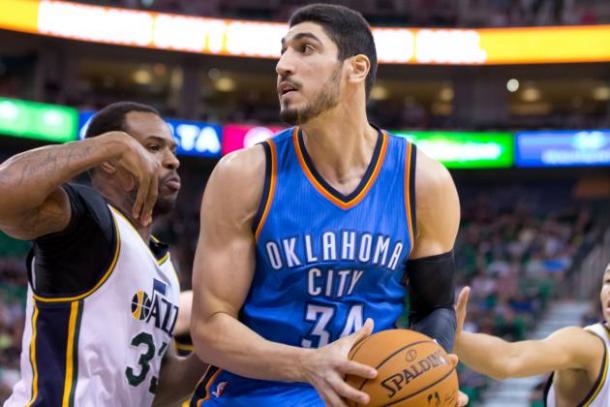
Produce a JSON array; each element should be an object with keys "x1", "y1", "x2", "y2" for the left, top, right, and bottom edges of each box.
[{"x1": 279, "y1": 66, "x2": 341, "y2": 125}]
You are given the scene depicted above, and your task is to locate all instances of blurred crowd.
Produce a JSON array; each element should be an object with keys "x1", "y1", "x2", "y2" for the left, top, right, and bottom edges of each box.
[
  {"x1": 0, "y1": 235, "x2": 29, "y2": 401},
  {"x1": 453, "y1": 184, "x2": 596, "y2": 404},
  {"x1": 72, "y1": 0, "x2": 609, "y2": 27}
]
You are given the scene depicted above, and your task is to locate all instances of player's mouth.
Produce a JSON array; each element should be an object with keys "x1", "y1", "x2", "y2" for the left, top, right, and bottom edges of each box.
[
  {"x1": 163, "y1": 175, "x2": 181, "y2": 192},
  {"x1": 278, "y1": 81, "x2": 299, "y2": 96}
]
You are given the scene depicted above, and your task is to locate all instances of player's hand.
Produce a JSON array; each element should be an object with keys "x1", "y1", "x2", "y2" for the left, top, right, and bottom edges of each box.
[
  {"x1": 455, "y1": 286, "x2": 471, "y2": 339},
  {"x1": 300, "y1": 318, "x2": 377, "y2": 407},
  {"x1": 447, "y1": 354, "x2": 469, "y2": 406},
  {"x1": 110, "y1": 131, "x2": 160, "y2": 226}
]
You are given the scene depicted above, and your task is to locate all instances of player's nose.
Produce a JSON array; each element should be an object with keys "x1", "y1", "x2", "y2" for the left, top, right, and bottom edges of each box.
[
  {"x1": 276, "y1": 52, "x2": 295, "y2": 78},
  {"x1": 163, "y1": 150, "x2": 180, "y2": 170}
]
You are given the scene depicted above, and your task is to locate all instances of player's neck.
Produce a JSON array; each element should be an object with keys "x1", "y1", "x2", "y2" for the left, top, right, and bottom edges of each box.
[
  {"x1": 300, "y1": 103, "x2": 377, "y2": 182},
  {"x1": 100, "y1": 187, "x2": 153, "y2": 241}
]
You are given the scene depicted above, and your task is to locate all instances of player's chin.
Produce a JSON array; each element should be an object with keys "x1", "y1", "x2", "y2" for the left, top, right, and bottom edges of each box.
[
  {"x1": 280, "y1": 106, "x2": 301, "y2": 125},
  {"x1": 153, "y1": 194, "x2": 178, "y2": 217}
]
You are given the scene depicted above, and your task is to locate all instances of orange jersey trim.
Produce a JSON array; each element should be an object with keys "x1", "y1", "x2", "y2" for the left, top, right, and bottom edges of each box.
[
  {"x1": 404, "y1": 142, "x2": 415, "y2": 245},
  {"x1": 293, "y1": 127, "x2": 388, "y2": 210},
  {"x1": 254, "y1": 139, "x2": 277, "y2": 241}
]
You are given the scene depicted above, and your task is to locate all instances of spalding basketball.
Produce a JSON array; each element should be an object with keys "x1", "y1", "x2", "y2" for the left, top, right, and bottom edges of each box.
[{"x1": 346, "y1": 329, "x2": 458, "y2": 407}]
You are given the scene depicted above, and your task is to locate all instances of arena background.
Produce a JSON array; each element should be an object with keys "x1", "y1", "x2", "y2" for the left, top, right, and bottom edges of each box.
[{"x1": 1, "y1": 0, "x2": 610, "y2": 405}]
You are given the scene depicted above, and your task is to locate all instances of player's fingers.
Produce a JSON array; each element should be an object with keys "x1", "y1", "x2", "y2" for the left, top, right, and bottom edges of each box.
[
  {"x1": 446, "y1": 353, "x2": 459, "y2": 368},
  {"x1": 457, "y1": 390, "x2": 469, "y2": 406},
  {"x1": 132, "y1": 170, "x2": 149, "y2": 220},
  {"x1": 455, "y1": 286, "x2": 471, "y2": 327},
  {"x1": 347, "y1": 318, "x2": 374, "y2": 349},
  {"x1": 325, "y1": 374, "x2": 360, "y2": 407},
  {"x1": 338, "y1": 359, "x2": 377, "y2": 380},
  {"x1": 141, "y1": 168, "x2": 158, "y2": 226},
  {"x1": 315, "y1": 376, "x2": 348, "y2": 407}
]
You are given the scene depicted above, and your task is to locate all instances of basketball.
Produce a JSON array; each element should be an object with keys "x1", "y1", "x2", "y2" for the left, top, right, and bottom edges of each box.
[{"x1": 346, "y1": 329, "x2": 458, "y2": 407}]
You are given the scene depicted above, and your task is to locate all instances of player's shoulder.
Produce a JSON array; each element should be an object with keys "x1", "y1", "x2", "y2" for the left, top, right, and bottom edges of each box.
[
  {"x1": 410, "y1": 146, "x2": 455, "y2": 206},
  {"x1": 213, "y1": 143, "x2": 266, "y2": 183},
  {"x1": 549, "y1": 325, "x2": 603, "y2": 347}
]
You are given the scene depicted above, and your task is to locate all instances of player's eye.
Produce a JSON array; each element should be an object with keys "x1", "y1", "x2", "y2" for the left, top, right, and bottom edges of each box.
[
  {"x1": 148, "y1": 144, "x2": 161, "y2": 152},
  {"x1": 300, "y1": 43, "x2": 314, "y2": 54}
]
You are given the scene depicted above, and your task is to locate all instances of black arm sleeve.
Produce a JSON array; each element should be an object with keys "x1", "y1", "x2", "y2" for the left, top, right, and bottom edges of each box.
[
  {"x1": 406, "y1": 250, "x2": 457, "y2": 352},
  {"x1": 28, "y1": 183, "x2": 116, "y2": 298}
]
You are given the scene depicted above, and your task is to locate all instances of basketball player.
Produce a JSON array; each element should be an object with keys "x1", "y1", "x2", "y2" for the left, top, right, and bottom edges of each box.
[
  {"x1": 0, "y1": 102, "x2": 205, "y2": 406},
  {"x1": 190, "y1": 4, "x2": 465, "y2": 406},
  {"x1": 454, "y1": 264, "x2": 610, "y2": 406}
]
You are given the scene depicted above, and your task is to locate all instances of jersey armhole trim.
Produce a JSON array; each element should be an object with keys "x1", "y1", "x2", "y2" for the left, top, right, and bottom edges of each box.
[
  {"x1": 580, "y1": 331, "x2": 608, "y2": 406},
  {"x1": 31, "y1": 213, "x2": 121, "y2": 303},
  {"x1": 253, "y1": 140, "x2": 277, "y2": 241},
  {"x1": 26, "y1": 303, "x2": 40, "y2": 406},
  {"x1": 404, "y1": 142, "x2": 417, "y2": 246}
]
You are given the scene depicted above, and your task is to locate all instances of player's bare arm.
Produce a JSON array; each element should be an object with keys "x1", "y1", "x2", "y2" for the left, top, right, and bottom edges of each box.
[
  {"x1": 455, "y1": 287, "x2": 604, "y2": 380},
  {"x1": 191, "y1": 145, "x2": 377, "y2": 407},
  {"x1": 173, "y1": 290, "x2": 193, "y2": 336},
  {"x1": 0, "y1": 131, "x2": 159, "y2": 240},
  {"x1": 406, "y1": 150, "x2": 460, "y2": 352}
]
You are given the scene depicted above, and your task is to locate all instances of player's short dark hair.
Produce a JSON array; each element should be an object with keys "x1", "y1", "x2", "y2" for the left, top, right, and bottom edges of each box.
[
  {"x1": 84, "y1": 101, "x2": 160, "y2": 139},
  {"x1": 289, "y1": 3, "x2": 377, "y2": 99}
]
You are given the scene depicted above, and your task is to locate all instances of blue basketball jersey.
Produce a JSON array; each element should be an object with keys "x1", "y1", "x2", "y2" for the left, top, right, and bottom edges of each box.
[{"x1": 191, "y1": 127, "x2": 417, "y2": 406}]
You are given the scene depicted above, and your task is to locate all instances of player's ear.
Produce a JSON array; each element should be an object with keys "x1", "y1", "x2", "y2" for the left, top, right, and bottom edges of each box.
[{"x1": 347, "y1": 54, "x2": 370, "y2": 86}]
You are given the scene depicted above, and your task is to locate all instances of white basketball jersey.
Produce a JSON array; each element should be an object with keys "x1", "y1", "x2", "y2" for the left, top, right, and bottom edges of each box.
[
  {"x1": 5, "y1": 206, "x2": 180, "y2": 407},
  {"x1": 545, "y1": 323, "x2": 610, "y2": 407}
]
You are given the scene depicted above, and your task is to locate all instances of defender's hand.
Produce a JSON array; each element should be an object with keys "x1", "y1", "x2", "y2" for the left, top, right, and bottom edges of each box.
[
  {"x1": 300, "y1": 319, "x2": 377, "y2": 407},
  {"x1": 455, "y1": 287, "x2": 471, "y2": 339}
]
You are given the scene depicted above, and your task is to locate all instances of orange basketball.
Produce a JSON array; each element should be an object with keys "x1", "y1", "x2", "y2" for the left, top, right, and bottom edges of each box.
[{"x1": 346, "y1": 329, "x2": 458, "y2": 407}]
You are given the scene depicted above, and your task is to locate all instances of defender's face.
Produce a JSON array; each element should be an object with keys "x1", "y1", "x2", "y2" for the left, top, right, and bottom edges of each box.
[
  {"x1": 600, "y1": 265, "x2": 610, "y2": 322},
  {"x1": 276, "y1": 22, "x2": 344, "y2": 125},
  {"x1": 123, "y1": 111, "x2": 181, "y2": 216}
]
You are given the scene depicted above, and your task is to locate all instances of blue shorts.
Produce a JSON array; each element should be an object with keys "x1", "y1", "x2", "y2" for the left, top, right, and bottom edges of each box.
[{"x1": 190, "y1": 367, "x2": 324, "y2": 406}]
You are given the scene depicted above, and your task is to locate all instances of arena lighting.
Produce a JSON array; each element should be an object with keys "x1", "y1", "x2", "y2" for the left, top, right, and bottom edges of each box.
[
  {"x1": 507, "y1": 79, "x2": 520, "y2": 92},
  {"x1": 370, "y1": 85, "x2": 389, "y2": 101},
  {"x1": 593, "y1": 86, "x2": 610, "y2": 101},
  {"x1": 2, "y1": 0, "x2": 610, "y2": 65}
]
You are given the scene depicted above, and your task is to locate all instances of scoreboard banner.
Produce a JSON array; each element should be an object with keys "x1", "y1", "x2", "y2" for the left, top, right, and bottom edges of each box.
[
  {"x1": 2, "y1": 0, "x2": 610, "y2": 65},
  {"x1": 516, "y1": 130, "x2": 610, "y2": 167},
  {"x1": 0, "y1": 97, "x2": 77, "y2": 143},
  {"x1": 78, "y1": 111, "x2": 223, "y2": 158},
  {"x1": 222, "y1": 124, "x2": 285, "y2": 155},
  {"x1": 393, "y1": 130, "x2": 515, "y2": 169}
]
